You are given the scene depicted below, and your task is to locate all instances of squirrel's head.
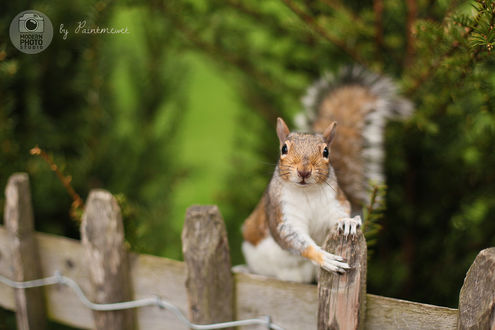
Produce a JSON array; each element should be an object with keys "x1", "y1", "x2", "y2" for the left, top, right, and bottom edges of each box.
[{"x1": 276, "y1": 117, "x2": 336, "y2": 186}]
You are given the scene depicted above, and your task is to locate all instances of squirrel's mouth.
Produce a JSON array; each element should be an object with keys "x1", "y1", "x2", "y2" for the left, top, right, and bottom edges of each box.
[{"x1": 295, "y1": 178, "x2": 318, "y2": 186}]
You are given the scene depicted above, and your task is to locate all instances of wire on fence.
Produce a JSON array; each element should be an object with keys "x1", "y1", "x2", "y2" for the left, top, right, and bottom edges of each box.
[{"x1": 0, "y1": 272, "x2": 284, "y2": 330}]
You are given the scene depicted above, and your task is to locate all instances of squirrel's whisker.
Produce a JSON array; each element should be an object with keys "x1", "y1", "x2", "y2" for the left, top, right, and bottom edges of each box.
[{"x1": 241, "y1": 67, "x2": 411, "y2": 283}]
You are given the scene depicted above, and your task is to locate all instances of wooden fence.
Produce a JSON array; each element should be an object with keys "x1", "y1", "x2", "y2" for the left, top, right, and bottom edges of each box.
[{"x1": 0, "y1": 173, "x2": 493, "y2": 330}]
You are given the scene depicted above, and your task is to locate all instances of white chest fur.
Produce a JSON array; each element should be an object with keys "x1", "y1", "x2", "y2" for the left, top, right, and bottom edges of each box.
[{"x1": 279, "y1": 181, "x2": 348, "y2": 245}]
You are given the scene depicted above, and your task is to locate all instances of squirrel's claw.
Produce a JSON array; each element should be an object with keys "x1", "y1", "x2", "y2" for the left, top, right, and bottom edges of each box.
[
  {"x1": 344, "y1": 222, "x2": 351, "y2": 237},
  {"x1": 337, "y1": 215, "x2": 362, "y2": 237},
  {"x1": 351, "y1": 223, "x2": 357, "y2": 236},
  {"x1": 320, "y1": 250, "x2": 350, "y2": 274}
]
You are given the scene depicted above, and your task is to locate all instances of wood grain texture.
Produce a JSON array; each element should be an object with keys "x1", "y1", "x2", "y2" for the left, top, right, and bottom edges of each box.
[
  {"x1": 4, "y1": 173, "x2": 47, "y2": 330},
  {"x1": 234, "y1": 269, "x2": 318, "y2": 330},
  {"x1": 458, "y1": 247, "x2": 495, "y2": 330},
  {"x1": 318, "y1": 229, "x2": 367, "y2": 330},
  {"x1": 37, "y1": 231, "x2": 94, "y2": 328},
  {"x1": 365, "y1": 294, "x2": 458, "y2": 330},
  {"x1": 0, "y1": 228, "x2": 189, "y2": 329},
  {"x1": 129, "y1": 252, "x2": 188, "y2": 330},
  {"x1": 182, "y1": 205, "x2": 234, "y2": 326},
  {"x1": 0, "y1": 226, "x2": 15, "y2": 311},
  {"x1": 81, "y1": 189, "x2": 136, "y2": 330},
  {"x1": 0, "y1": 226, "x2": 461, "y2": 330}
]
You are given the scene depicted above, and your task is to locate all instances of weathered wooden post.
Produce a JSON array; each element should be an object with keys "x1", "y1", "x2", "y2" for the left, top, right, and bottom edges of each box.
[
  {"x1": 182, "y1": 205, "x2": 234, "y2": 327},
  {"x1": 457, "y1": 247, "x2": 495, "y2": 330},
  {"x1": 318, "y1": 229, "x2": 367, "y2": 330},
  {"x1": 81, "y1": 189, "x2": 136, "y2": 330},
  {"x1": 4, "y1": 173, "x2": 47, "y2": 330}
]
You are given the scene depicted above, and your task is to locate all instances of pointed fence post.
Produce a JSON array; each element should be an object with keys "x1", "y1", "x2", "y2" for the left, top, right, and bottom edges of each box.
[
  {"x1": 81, "y1": 189, "x2": 135, "y2": 330},
  {"x1": 4, "y1": 173, "x2": 47, "y2": 330},
  {"x1": 318, "y1": 229, "x2": 367, "y2": 330},
  {"x1": 458, "y1": 247, "x2": 495, "y2": 330},
  {"x1": 182, "y1": 205, "x2": 234, "y2": 327}
]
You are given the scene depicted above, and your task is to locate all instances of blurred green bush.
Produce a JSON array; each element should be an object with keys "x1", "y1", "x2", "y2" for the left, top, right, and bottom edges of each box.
[{"x1": 1, "y1": 0, "x2": 495, "y2": 311}]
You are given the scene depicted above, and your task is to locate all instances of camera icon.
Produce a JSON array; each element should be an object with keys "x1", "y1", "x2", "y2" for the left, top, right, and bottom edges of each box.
[{"x1": 19, "y1": 13, "x2": 44, "y2": 33}]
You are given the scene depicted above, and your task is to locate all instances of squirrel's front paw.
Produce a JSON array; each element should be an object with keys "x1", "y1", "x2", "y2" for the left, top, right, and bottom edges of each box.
[
  {"x1": 337, "y1": 215, "x2": 362, "y2": 237},
  {"x1": 320, "y1": 249, "x2": 350, "y2": 274}
]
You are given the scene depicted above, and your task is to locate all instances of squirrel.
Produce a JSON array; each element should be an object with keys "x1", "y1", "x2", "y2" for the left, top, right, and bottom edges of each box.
[{"x1": 241, "y1": 66, "x2": 413, "y2": 283}]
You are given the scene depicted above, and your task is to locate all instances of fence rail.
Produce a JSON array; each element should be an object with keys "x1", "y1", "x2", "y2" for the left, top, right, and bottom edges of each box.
[
  {"x1": 0, "y1": 172, "x2": 493, "y2": 329},
  {"x1": 0, "y1": 272, "x2": 283, "y2": 330}
]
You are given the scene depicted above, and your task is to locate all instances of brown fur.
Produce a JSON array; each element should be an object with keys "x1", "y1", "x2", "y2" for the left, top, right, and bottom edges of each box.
[
  {"x1": 336, "y1": 186, "x2": 351, "y2": 215},
  {"x1": 278, "y1": 132, "x2": 332, "y2": 185},
  {"x1": 242, "y1": 194, "x2": 269, "y2": 245},
  {"x1": 242, "y1": 119, "x2": 355, "y2": 279},
  {"x1": 243, "y1": 119, "x2": 344, "y2": 252},
  {"x1": 312, "y1": 85, "x2": 377, "y2": 209},
  {"x1": 301, "y1": 245, "x2": 324, "y2": 265},
  {"x1": 242, "y1": 179, "x2": 292, "y2": 249}
]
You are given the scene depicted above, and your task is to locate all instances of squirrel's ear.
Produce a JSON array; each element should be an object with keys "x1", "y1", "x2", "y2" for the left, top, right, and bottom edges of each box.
[
  {"x1": 323, "y1": 121, "x2": 337, "y2": 145},
  {"x1": 276, "y1": 117, "x2": 290, "y2": 144}
]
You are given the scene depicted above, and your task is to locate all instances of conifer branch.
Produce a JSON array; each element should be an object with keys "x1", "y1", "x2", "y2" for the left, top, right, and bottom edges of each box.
[
  {"x1": 405, "y1": 43, "x2": 457, "y2": 96},
  {"x1": 30, "y1": 146, "x2": 84, "y2": 222},
  {"x1": 363, "y1": 184, "x2": 385, "y2": 256},
  {"x1": 405, "y1": 2, "x2": 494, "y2": 95},
  {"x1": 373, "y1": 0, "x2": 385, "y2": 58},
  {"x1": 223, "y1": 0, "x2": 316, "y2": 46},
  {"x1": 281, "y1": 0, "x2": 367, "y2": 67},
  {"x1": 364, "y1": 185, "x2": 379, "y2": 230},
  {"x1": 404, "y1": 0, "x2": 417, "y2": 68},
  {"x1": 318, "y1": 0, "x2": 362, "y2": 23},
  {"x1": 163, "y1": 8, "x2": 296, "y2": 121},
  {"x1": 168, "y1": 13, "x2": 277, "y2": 91}
]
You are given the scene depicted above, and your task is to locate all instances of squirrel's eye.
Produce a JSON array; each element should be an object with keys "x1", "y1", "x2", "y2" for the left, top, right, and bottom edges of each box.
[
  {"x1": 323, "y1": 147, "x2": 329, "y2": 158},
  {"x1": 281, "y1": 144, "x2": 288, "y2": 155}
]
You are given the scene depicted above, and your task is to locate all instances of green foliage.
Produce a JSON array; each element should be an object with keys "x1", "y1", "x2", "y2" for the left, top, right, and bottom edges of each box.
[
  {"x1": 161, "y1": 0, "x2": 495, "y2": 307},
  {"x1": 454, "y1": 0, "x2": 495, "y2": 51},
  {"x1": 0, "y1": 1, "x2": 189, "y2": 254},
  {"x1": 362, "y1": 183, "x2": 386, "y2": 257},
  {"x1": 2, "y1": 0, "x2": 495, "y2": 312}
]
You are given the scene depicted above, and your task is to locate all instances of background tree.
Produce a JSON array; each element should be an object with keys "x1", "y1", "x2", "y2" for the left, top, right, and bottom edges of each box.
[
  {"x1": 0, "y1": 1, "x2": 189, "y2": 256},
  {"x1": 1, "y1": 4, "x2": 495, "y2": 329},
  {"x1": 160, "y1": 0, "x2": 495, "y2": 307}
]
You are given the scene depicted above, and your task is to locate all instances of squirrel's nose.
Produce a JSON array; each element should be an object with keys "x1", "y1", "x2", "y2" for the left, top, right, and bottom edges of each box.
[{"x1": 297, "y1": 169, "x2": 311, "y2": 179}]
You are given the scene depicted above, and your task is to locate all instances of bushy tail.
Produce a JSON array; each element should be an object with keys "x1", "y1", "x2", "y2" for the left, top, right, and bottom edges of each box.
[{"x1": 295, "y1": 66, "x2": 413, "y2": 211}]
